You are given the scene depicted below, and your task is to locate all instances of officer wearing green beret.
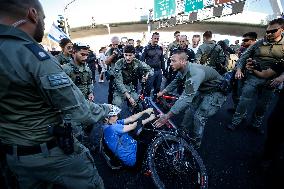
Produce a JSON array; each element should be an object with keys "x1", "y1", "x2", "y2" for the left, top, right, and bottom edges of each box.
[
  {"x1": 0, "y1": 0, "x2": 110, "y2": 188},
  {"x1": 113, "y1": 45, "x2": 153, "y2": 108}
]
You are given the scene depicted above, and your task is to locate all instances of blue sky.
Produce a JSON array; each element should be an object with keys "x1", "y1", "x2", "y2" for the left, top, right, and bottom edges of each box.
[
  {"x1": 40, "y1": 0, "x2": 276, "y2": 33},
  {"x1": 40, "y1": 0, "x2": 152, "y2": 32}
]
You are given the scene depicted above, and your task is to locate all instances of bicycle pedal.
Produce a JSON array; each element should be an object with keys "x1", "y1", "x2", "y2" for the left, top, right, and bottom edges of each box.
[{"x1": 143, "y1": 170, "x2": 152, "y2": 177}]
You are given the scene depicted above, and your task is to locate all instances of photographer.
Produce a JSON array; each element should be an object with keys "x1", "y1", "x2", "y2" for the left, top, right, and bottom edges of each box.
[
  {"x1": 227, "y1": 18, "x2": 284, "y2": 132},
  {"x1": 105, "y1": 36, "x2": 124, "y2": 103}
]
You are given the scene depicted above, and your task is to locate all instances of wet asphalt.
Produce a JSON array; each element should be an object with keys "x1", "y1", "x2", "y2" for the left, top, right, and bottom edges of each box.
[{"x1": 92, "y1": 74, "x2": 283, "y2": 189}]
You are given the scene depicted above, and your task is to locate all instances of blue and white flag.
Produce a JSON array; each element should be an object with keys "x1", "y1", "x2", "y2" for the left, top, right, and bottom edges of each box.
[{"x1": 47, "y1": 23, "x2": 69, "y2": 43}]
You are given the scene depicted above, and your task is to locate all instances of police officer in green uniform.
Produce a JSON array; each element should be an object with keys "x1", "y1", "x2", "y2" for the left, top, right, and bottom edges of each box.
[
  {"x1": 113, "y1": 45, "x2": 153, "y2": 108},
  {"x1": 154, "y1": 51, "x2": 227, "y2": 148},
  {"x1": 227, "y1": 18, "x2": 284, "y2": 132},
  {"x1": 165, "y1": 31, "x2": 180, "y2": 59},
  {"x1": 55, "y1": 38, "x2": 73, "y2": 65},
  {"x1": 0, "y1": 1, "x2": 110, "y2": 188},
  {"x1": 195, "y1": 31, "x2": 226, "y2": 74},
  {"x1": 63, "y1": 42, "x2": 94, "y2": 101}
]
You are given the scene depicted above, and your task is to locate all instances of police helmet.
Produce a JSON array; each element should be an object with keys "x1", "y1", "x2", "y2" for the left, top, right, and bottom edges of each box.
[
  {"x1": 73, "y1": 42, "x2": 89, "y2": 51},
  {"x1": 108, "y1": 105, "x2": 121, "y2": 117}
]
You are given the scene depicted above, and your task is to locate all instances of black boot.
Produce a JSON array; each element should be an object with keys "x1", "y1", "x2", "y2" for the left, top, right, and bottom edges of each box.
[{"x1": 227, "y1": 119, "x2": 246, "y2": 131}]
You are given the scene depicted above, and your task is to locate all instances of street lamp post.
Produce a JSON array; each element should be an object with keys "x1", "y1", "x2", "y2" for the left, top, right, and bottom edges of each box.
[
  {"x1": 63, "y1": 0, "x2": 76, "y2": 37},
  {"x1": 147, "y1": 9, "x2": 153, "y2": 34}
]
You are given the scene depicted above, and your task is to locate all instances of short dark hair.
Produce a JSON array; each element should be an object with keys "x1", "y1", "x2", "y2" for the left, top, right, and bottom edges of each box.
[
  {"x1": 203, "y1": 31, "x2": 212, "y2": 38},
  {"x1": 269, "y1": 18, "x2": 284, "y2": 28},
  {"x1": 243, "y1": 32, "x2": 257, "y2": 40},
  {"x1": 152, "y1": 32, "x2": 159, "y2": 37},
  {"x1": 0, "y1": 0, "x2": 42, "y2": 19},
  {"x1": 172, "y1": 50, "x2": 188, "y2": 60},
  {"x1": 174, "y1": 31, "x2": 180, "y2": 35},
  {"x1": 59, "y1": 38, "x2": 72, "y2": 48},
  {"x1": 123, "y1": 45, "x2": 135, "y2": 54},
  {"x1": 99, "y1": 47, "x2": 106, "y2": 52},
  {"x1": 128, "y1": 39, "x2": 134, "y2": 42}
]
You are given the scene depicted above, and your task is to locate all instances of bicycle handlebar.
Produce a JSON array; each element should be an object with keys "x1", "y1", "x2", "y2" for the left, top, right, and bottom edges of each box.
[
  {"x1": 145, "y1": 97, "x2": 177, "y2": 129},
  {"x1": 161, "y1": 95, "x2": 178, "y2": 100}
]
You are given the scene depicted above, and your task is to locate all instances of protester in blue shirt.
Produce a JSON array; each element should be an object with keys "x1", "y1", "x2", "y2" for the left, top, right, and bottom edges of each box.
[{"x1": 103, "y1": 106, "x2": 155, "y2": 167}]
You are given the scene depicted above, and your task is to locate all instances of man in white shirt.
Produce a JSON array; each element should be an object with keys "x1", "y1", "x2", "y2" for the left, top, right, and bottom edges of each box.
[
  {"x1": 188, "y1": 34, "x2": 201, "y2": 54},
  {"x1": 98, "y1": 47, "x2": 107, "y2": 82}
]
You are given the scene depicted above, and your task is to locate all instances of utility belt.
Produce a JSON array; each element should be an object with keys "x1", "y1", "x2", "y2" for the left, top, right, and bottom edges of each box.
[
  {"x1": 202, "y1": 82, "x2": 231, "y2": 95},
  {"x1": 1, "y1": 139, "x2": 57, "y2": 156}
]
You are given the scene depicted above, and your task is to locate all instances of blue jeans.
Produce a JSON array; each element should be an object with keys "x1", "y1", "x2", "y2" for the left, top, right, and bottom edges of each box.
[{"x1": 145, "y1": 69, "x2": 162, "y2": 97}]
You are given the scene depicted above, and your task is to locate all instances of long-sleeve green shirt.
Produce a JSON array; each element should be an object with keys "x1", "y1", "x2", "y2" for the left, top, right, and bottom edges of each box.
[
  {"x1": 0, "y1": 24, "x2": 109, "y2": 146},
  {"x1": 113, "y1": 58, "x2": 153, "y2": 94},
  {"x1": 165, "y1": 63, "x2": 223, "y2": 115}
]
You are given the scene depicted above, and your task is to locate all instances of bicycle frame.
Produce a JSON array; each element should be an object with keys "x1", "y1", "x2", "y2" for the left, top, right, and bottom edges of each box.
[{"x1": 144, "y1": 97, "x2": 177, "y2": 130}]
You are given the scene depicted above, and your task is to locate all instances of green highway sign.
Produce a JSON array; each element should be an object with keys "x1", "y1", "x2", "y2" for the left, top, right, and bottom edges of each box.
[
  {"x1": 185, "y1": 0, "x2": 204, "y2": 14},
  {"x1": 154, "y1": 0, "x2": 176, "y2": 20}
]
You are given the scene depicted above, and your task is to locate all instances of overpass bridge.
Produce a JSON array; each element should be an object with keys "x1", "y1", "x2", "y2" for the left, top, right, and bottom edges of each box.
[{"x1": 68, "y1": 20, "x2": 266, "y2": 39}]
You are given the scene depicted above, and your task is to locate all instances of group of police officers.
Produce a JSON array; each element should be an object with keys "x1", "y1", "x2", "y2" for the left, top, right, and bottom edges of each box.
[{"x1": 0, "y1": 0, "x2": 284, "y2": 188}]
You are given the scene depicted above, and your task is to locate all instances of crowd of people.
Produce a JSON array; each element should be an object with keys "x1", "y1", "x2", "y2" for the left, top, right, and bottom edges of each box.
[{"x1": 0, "y1": 0, "x2": 284, "y2": 188}]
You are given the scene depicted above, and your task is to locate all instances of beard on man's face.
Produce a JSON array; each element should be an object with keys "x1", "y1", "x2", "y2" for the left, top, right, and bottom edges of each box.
[{"x1": 34, "y1": 19, "x2": 44, "y2": 42}]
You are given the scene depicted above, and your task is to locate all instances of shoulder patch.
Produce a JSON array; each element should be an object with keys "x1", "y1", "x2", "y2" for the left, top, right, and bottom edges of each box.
[
  {"x1": 48, "y1": 73, "x2": 70, "y2": 87},
  {"x1": 24, "y1": 44, "x2": 50, "y2": 61}
]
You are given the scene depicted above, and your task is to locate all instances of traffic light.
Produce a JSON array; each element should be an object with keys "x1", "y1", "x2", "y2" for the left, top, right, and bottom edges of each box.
[{"x1": 57, "y1": 19, "x2": 66, "y2": 33}]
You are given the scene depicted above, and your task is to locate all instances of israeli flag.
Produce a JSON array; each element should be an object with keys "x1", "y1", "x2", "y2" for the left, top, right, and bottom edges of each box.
[{"x1": 47, "y1": 23, "x2": 69, "y2": 43}]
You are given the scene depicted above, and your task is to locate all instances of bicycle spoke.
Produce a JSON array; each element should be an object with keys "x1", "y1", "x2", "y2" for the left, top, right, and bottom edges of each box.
[{"x1": 148, "y1": 135, "x2": 208, "y2": 189}]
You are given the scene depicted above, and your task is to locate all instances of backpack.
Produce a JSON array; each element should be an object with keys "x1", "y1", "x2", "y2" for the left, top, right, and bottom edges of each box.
[{"x1": 200, "y1": 44, "x2": 217, "y2": 65}]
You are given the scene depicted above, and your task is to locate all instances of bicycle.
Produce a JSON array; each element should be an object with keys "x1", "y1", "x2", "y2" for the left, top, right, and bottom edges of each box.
[
  {"x1": 142, "y1": 97, "x2": 208, "y2": 189},
  {"x1": 155, "y1": 94, "x2": 178, "y2": 113},
  {"x1": 100, "y1": 95, "x2": 208, "y2": 188},
  {"x1": 129, "y1": 80, "x2": 148, "y2": 114}
]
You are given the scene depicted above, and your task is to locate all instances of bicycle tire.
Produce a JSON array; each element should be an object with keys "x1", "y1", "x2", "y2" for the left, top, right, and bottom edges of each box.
[{"x1": 147, "y1": 134, "x2": 208, "y2": 189}]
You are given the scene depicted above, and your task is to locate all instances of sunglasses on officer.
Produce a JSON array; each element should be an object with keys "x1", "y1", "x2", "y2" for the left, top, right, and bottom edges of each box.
[
  {"x1": 66, "y1": 46, "x2": 73, "y2": 50},
  {"x1": 266, "y1": 28, "x2": 281, "y2": 34},
  {"x1": 80, "y1": 53, "x2": 89, "y2": 57}
]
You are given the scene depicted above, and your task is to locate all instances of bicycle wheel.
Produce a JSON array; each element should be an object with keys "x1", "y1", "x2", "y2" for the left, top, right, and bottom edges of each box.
[{"x1": 147, "y1": 134, "x2": 208, "y2": 189}]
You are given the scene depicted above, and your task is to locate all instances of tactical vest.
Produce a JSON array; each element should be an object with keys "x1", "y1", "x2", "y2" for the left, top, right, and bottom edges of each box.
[
  {"x1": 56, "y1": 53, "x2": 72, "y2": 65},
  {"x1": 122, "y1": 63, "x2": 139, "y2": 86},
  {"x1": 253, "y1": 39, "x2": 284, "y2": 69},
  {"x1": 69, "y1": 64, "x2": 92, "y2": 97},
  {"x1": 70, "y1": 64, "x2": 90, "y2": 85}
]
